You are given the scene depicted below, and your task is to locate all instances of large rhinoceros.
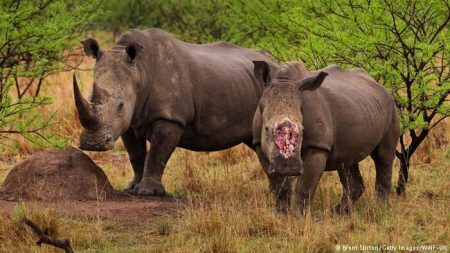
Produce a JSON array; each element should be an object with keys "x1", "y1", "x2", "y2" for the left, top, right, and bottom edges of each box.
[
  {"x1": 73, "y1": 28, "x2": 278, "y2": 196},
  {"x1": 252, "y1": 61, "x2": 399, "y2": 214}
]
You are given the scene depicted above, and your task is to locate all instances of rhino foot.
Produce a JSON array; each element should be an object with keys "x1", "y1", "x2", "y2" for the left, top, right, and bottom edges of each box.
[
  {"x1": 274, "y1": 202, "x2": 289, "y2": 215},
  {"x1": 124, "y1": 176, "x2": 142, "y2": 193},
  {"x1": 134, "y1": 178, "x2": 166, "y2": 196}
]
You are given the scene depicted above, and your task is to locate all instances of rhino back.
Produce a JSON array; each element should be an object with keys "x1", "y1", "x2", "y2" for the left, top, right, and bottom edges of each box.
[
  {"x1": 302, "y1": 66, "x2": 397, "y2": 168},
  {"x1": 176, "y1": 41, "x2": 277, "y2": 150}
]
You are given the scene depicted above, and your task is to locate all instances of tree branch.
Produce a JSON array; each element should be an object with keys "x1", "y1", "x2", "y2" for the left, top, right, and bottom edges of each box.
[
  {"x1": 22, "y1": 218, "x2": 74, "y2": 253},
  {"x1": 429, "y1": 10, "x2": 450, "y2": 43}
]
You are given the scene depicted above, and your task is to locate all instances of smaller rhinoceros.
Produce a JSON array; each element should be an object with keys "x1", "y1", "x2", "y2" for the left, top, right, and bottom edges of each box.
[{"x1": 252, "y1": 61, "x2": 399, "y2": 214}]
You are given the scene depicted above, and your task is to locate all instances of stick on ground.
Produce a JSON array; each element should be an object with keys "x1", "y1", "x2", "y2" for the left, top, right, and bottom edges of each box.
[{"x1": 22, "y1": 218, "x2": 74, "y2": 253}]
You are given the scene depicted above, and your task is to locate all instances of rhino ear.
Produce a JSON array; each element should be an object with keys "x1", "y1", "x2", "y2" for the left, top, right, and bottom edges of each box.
[
  {"x1": 126, "y1": 42, "x2": 143, "y2": 62},
  {"x1": 296, "y1": 71, "x2": 328, "y2": 91},
  {"x1": 82, "y1": 38, "x2": 102, "y2": 59},
  {"x1": 253, "y1": 61, "x2": 271, "y2": 87}
]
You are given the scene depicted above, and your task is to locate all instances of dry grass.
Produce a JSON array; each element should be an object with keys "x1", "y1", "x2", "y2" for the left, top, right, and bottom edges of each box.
[
  {"x1": 154, "y1": 143, "x2": 449, "y2": 252},
  {"x1": 0, "y1": 51, "x2": 449, "y2": 252},
  {"x1": 0, "y1": 143, "x2": 448, "y2": 252},
  {"x1": 0, "y1": 203, "x2": 109, "y2": 252}
]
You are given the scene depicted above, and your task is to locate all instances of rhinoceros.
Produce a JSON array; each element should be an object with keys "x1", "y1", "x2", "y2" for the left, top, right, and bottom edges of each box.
[
  {"x1": 252, "y1": 61, "x2": 399, "y2": 214},
  {"x1": 73, "y1": 28, "x2": 278, "y2": 196}
]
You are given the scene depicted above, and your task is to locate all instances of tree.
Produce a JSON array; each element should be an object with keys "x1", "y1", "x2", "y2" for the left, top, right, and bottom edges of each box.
[
  {"x1": 95, "y1": 0, "x2": 159, "y2": 41},
  {"x1": 96, "y1": 0, "x2": 282, "y2": 47},
  {"x1": 0, "y1": 0, "x2": 99, "y2": 147},
  {"x1": 261, "y1": 0, "x2": 450, "y2": 194}
]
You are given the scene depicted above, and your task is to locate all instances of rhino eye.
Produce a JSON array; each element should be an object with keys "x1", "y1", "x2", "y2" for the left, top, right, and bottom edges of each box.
[{"x1": 118, "y1": 102, "x2": 124, "y2": 112}]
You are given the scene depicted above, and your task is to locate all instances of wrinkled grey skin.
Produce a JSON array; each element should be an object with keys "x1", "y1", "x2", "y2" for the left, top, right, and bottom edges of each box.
[
  {"x1": 252, "y1": 61, "x2": 399, "y2": 214},
  {"x1": 73, "y1": 28, "x2": 278, "y2": 196}
]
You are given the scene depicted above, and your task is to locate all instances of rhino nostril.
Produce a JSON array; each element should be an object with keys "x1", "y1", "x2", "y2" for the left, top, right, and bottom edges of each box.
[
  {"x1": 104, "y1": 134, "x2": 114, "y2": 144},
  {"x1": 268, "y1": 165, "x2": 276, "y2": 175}
]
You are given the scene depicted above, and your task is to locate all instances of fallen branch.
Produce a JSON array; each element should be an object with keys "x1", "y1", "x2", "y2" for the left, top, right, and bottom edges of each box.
[{"x1": 22, "y1": 218, "x2": 74, "y2": 253}]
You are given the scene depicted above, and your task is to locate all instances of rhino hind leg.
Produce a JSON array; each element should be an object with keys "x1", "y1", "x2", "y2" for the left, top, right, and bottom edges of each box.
[
  {"x1": 372, "y1": 153, "x2": 394, "y2": 203},
  {"x1": 371, "y1": 136, "x2": 396, "y2": 204},
  {"x1": 335, "y1": 163, "x2": 365, "y2": 214}
]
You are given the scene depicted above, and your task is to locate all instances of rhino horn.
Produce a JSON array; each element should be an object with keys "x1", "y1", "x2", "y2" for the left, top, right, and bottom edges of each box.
[{"x1": 73, "y1": 74, "x2": 99, "y2": 128}]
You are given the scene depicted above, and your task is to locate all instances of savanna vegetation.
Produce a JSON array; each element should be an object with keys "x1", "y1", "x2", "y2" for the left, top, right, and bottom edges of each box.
[{"x1": 0, "y1": 0, "x2": 449, "y2": 252}]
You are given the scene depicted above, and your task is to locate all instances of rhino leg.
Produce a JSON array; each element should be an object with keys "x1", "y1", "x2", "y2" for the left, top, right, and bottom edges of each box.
[
  {"x1": 269, "y1": 175, "x2": 293, "y2": 214},
  {"x1": 373, "y1": 116, "x2": 398, "y2": 203},
  {"x1": 121, "y1": 129, "x2": 146, "y2": 193},
  {"x1": 334, "y1": 163, "x2": 365, "y2": 214},
  {"x1": 134, "y1": 120, "x2": 184, "y2": 196},
  {"x1": 372, "y1": 156, "x2": 393, "y2": 204},
  {"x1": 371, "y1": 145, "x2": 395, "y2": 204},
  {"x1": 255, "y1": 145, "x2": 292, "y2": 213},
  {"x1": 295, "y1": 149, "x2": 327, "y2": 215}
]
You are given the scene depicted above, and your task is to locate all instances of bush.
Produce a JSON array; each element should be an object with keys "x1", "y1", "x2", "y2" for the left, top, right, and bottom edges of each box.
[
  {"x1": 0, "y1": 0, "x2": 99, "y2": 148},
  {"x1": 95, "y1": 0, "x2": 281, "y2": 47}
]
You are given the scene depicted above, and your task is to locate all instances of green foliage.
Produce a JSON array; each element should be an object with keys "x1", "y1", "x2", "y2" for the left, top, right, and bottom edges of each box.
[
  {"x1": 0, "y1": 0, "x2": 99, "y2": 148},
  {"x1": 151, "y1": 0, "x2": 277, "y2": 46},
  {"x1": 95, "y1": 0, "x2": 159, "y2": 40},
  {"x1": 96, "y1": 0, "x2": 283, "y2": 47}
]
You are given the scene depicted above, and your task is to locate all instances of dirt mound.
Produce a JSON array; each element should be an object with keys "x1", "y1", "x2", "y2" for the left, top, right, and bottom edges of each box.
[{"x1": 0, "y1": 146, "x2": 115, "y2": 201}]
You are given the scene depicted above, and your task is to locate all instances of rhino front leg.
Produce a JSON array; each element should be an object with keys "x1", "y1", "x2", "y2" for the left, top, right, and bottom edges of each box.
[
  {"x1": 134, "y1": 120, "x2": 184, "y2": 196},
  {"x1": 269, "y1": 175, "x2": 292, "y2": 213},
  {"x1": 255, "y1": 145, "x2": 292, "y2": 213},
  {"x1": 295, "y1": 149, "x2": 328, "y2": 215},
  {"x1": 121, "y1": 129, "x2": 146, "y2": 192}
]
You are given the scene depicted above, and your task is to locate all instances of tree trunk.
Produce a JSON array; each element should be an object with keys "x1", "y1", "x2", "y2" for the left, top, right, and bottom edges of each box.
[{"x1": 396, "y1": 154, "x2": 409, "y2": 196}]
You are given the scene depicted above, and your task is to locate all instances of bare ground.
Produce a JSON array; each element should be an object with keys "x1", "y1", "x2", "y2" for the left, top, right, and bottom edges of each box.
[
  {"x1": 0, "y1": 195, "x2": 178, "y2": 222},
  {"x1": 0, "y1": 147, "x2": 179, "y2": 222}
]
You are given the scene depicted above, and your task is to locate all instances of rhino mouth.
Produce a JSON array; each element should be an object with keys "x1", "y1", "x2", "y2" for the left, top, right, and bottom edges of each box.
[
  {"x1": 274, "y1": 120, "x2": 299, "y2": 158},
  {"x1": 79, "y1": 131, "x2": 115, "y2": 151}
]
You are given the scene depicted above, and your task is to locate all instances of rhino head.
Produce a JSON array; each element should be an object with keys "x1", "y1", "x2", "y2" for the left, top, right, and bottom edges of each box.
[
  {"x1": 73, "y1": 38, "x2": 142, "y2": 151},
  {"x1": 253, "y1": 61, "x2": 328, "y2": 176}
]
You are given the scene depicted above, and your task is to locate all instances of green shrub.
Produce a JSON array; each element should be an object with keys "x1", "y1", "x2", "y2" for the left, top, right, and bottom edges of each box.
[{"x1": 0, "y1": 0, "x2": 99, "y2": 148}]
